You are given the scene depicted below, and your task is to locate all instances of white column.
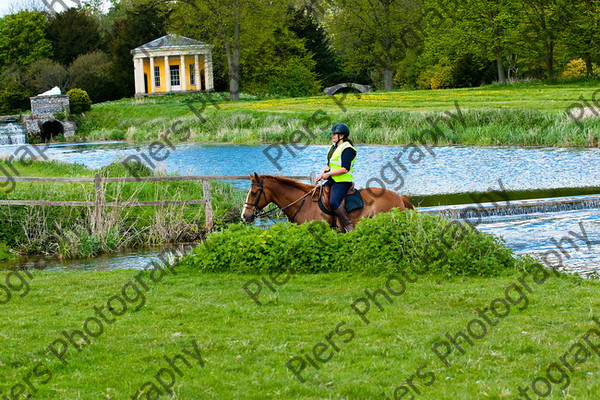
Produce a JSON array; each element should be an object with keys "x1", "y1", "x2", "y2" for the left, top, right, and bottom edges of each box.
[
  {"x1": 134, "y1": 57, "x2": 144, "y2": 95},
  {"x1": 204, "y1": 51, "x2": 214, "y2": 91},
  {"x1": 164, "y1": 56, "x2": 171, "y2": 92},
  {"x1": 194, "y1": 54, "x2": 201, "y2": 91},
  {"x1": 180, "y1": 55, "x2": 187, "y2": 91},
  {"x1": 149, "y1": 57, "x2": 155, "y2": 94}
]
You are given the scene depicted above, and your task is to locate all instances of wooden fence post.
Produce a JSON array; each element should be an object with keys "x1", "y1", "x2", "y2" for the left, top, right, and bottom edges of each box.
[
  {"x1": 202, "y1": 179, "x2": 214, "y2": 231},
  {"x1": 309, "y1": 171, "x2": 316, "y2": 185},
  {"x1": 94, "y1": 173, "x2": 104, "y2": 235}
]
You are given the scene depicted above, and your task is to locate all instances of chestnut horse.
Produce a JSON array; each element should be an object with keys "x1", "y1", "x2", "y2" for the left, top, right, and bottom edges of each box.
[{"x1": 241, "y1": 173, "x2": 413, "y2": 229}]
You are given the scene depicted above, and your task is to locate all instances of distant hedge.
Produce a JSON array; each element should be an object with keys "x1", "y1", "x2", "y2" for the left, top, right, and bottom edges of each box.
[{"x1": 178, "y1": 210, "x2": 537, "y2": 277}]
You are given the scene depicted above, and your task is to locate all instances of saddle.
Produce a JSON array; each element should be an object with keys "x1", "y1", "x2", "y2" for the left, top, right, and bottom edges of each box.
[{"x1": 315, "y1": 183, "x2": 364, "y2": 216}]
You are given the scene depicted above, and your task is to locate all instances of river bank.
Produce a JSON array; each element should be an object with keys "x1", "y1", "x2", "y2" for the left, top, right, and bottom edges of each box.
[
  {"x1": 0, "y1": 159, "x2": 245, "y2": 259},
  {"x1": 71, "y1": 83, "x2": 600, "y2": 148}
]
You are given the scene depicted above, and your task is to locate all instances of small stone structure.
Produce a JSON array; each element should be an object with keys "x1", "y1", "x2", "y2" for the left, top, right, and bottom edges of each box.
[
  {"x1": 324, "y1": 83, "x2": 371, "y2": 96},
  {"x1": 22, "y1": 87, "x2": 76, "y2": 141}
]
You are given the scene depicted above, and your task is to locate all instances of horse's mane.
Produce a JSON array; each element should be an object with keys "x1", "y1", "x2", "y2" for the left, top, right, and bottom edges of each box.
[{"x1": 261, "y1": 175, "x2": 314, "y2": 192}]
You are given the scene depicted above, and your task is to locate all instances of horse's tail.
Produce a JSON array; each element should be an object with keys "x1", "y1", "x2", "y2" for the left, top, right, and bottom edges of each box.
[{"x1": 402, "y1": 196, "x2": 415, "y2": 210}]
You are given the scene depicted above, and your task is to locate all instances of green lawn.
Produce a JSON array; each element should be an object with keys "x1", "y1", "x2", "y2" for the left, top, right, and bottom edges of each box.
[
  {"x1": 0, "y1": 267, "x2": 599, "y2": 399},
  {"x1": 76, "y1": 82, "x2": 600, "y2": 147},
  {"x1": 218, "y1": 83, "x2": 599, "y2": 113}
]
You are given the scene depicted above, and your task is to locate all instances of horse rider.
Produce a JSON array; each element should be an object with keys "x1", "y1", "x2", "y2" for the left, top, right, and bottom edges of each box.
[{"x1": 315, "y1": 122, "x2": 357, "y2": 232}]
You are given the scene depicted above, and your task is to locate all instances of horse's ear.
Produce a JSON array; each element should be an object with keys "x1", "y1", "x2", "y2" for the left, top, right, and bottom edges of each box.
[
  {"x1": 249, "y1": 173, "x2": 254, "y2": 182},
  {"x1": 253, "y1": 172, "x2": 260, "y2": 180}
]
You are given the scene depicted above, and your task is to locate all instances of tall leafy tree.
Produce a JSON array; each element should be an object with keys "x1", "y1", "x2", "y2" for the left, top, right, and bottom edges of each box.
[
  {"x1": 25, "y1": 58, "x2": 69, "y2": 94},
  {"x1": 424, "y1": 0, "x2": 519, "y2": 83},
  {"x1": 169, "y1": 0, "x2": 290, "y2": 100},
  {"x1": 517, "y1": 0, "x2": 570, "y2": 82},
  {"x1": 47, "y1": 8, "x2": 102, "y2": 65},
  {"x1": 559, "y1": 0, "x2": 600, "y2": 75},
  {"x1": 327, "y1": 0, "x2": 418, "y2": 90},
  {"x1": 287, "y1": 6, "x2": 347, "y2": 88},
  {"x1": 0, "y1": 10, "x2": 52, "y2": 69},
  {"x1": 70, "y1": 51, "x2": 116, "y2": 102},
  {"x1": 108, "y1": 0, "x2": 169, "y2": 98}
]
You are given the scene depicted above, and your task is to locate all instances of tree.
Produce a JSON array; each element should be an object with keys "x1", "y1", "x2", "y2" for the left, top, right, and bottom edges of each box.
[
  {"x1": 108, "y1": 1, "x2": 169, "y2": 98},
  {"x1": 69, "y1": 51, "x2": 116, "y2": 102},
  {"x1": 240, "y1": 24, "x2": 320, "y2": 96},
  {"x1": 169, "y1": 0, "x2": 287, "y2": 100},
  {"x1": 25, "y1": 58, "x2": 69, "y2": 94},
  {"x1": 0, "y1": 10, "x2": 52, "y2": 69},
  {"x1": 559, "y1": 0, "x2": 600, "y2": 76},
  {"x1": 517, "y1": 0, "x2": 570, "y2": 82},
  {"x1": 47, "y1": 8, "x2": 102, "y2": 65},
  {"x1": 424, "y1": 0, "x2": 519, "y2": 84},
  {"x1": 326, "y1": 0, "x2": 419, "y2": 90},
  {"x1": 287, "y1": 6, "x2": 347, "y2": 88}
]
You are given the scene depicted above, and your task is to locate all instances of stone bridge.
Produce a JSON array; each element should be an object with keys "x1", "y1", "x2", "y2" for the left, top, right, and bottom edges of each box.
[
  {"x1": 323, "y1": 83, "x2": 371, "y2": 96},
  {"x1": 22, "y1": 91, "x2": 76, "y2": 141}
]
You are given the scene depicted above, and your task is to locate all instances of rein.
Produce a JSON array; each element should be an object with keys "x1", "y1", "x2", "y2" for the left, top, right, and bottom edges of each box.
[{"x1": 247, "y1": 178, "x2": 318, "y2": 222}]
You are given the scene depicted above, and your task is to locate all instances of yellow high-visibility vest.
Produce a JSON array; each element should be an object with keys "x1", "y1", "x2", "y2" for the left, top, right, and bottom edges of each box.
[{"x1": 327, "y1": 141, "x2": 356, "y2": 182}]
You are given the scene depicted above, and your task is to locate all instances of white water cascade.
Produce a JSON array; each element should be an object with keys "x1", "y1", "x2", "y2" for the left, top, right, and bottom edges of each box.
[{"x1": 0, "y1": 122, "x2": 27, "y2": 145}]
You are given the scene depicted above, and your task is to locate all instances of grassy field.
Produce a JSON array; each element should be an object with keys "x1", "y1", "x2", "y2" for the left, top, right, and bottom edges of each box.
[
  {"x1": 0, "y1": 159, "x2": 245, "y2": 258},
  {"x1": 0, "y1": 267, "x2": 599, "y2": 399},
  {"x1": 75, "y1": 82, "x2": 600, "y2": 147}
]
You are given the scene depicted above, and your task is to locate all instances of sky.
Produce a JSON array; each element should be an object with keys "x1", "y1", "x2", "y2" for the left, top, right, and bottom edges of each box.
[
  {"x1": 0, "y1": 0, "x2": 109, "y2": 16},
  {"x1": 0, "y1": 0, "x2": 20, "y2": 16}
]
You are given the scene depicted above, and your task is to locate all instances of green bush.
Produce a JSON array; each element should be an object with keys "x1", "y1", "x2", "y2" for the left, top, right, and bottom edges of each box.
[
  {"x1": 179, "y1": 210, "x2": 533, "y2": 277},
  {"x1": 69, "y1": 51, "x2": 116, "y2": 103},
  {"x1": 67, "y1": 88, "x2": 92, "y2": 114},
  {"x1": 394, "y1": 50, "x2": 425, "y2": 88},
  {"x1": 0, "y1": 87, "x2": 29, "y2": 114},
  {"x1": 0, "y1": 242, "x2": 15, "y2": 261}
]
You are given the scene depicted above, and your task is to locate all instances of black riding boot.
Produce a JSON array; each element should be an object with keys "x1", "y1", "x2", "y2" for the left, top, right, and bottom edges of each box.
[{"x1": 334, "y1": 203, "x2": 354, "y2": 232}]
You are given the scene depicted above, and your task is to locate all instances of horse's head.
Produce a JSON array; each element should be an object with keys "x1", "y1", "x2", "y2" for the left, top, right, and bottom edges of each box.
[{"x1": 241, "y1": 173, "x2": 270, "y2": 223}]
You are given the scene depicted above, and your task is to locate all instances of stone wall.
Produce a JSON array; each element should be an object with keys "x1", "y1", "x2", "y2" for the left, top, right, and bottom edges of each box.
[{"x1": 30, "y1": 95, "x2": 70, "y2": 116}]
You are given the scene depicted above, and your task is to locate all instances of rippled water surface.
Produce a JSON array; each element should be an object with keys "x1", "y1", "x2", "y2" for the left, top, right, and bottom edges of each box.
[{"x1": 1, "y1": 142, "x2": 599, "y2": 194}]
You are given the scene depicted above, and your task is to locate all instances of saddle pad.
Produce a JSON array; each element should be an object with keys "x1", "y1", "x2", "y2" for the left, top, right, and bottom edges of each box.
[
  {"x1": 318, "y1": 190, "x2": 364, "y2": 215},
  {"x1": 345, "y1": 190, "x2": 364, "y2": 213}
]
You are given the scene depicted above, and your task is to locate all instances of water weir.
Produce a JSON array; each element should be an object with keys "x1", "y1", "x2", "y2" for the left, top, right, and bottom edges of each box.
[
  {"x1": 420, "y1": 194, "x2": 600, "y2": 222},
  {"x1": 0, "y1": 120, "x2": 27, "y2": 146}
]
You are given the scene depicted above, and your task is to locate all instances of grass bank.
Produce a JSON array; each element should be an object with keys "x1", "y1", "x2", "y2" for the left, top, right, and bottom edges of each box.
[
  {"x1": 1, "y1": 267, "x2": 599, "y2": 399},
  {"x1": 76, "y1": 82, "x2": 600, "y2": 147},
  {"x1": 0, "y1": 159, "x2": 245, "y2": 258}
]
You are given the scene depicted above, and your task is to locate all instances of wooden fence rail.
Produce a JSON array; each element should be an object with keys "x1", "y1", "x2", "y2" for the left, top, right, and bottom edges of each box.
[{"x1": 0, "y1": 173, "x2": 316, "y2": 233}]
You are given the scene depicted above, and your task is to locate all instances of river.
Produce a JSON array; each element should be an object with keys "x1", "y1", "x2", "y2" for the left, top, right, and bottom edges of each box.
[{"x1": 0, "y1": 142, "x2": 598, "y2": 275}]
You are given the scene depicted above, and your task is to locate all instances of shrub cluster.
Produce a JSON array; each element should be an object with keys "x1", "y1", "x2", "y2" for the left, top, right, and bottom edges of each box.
[
  {"x1": 179, "y1": 210, "x2": 534, "y2": 277},
  {"x1": 67, "y1": 88, "x2": 92, "y2": 114}
]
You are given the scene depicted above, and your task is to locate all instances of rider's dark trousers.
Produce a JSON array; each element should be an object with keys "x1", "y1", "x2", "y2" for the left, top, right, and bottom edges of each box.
[{"x1": 324, "y1": 181, "x2": 352, "y2": 210}]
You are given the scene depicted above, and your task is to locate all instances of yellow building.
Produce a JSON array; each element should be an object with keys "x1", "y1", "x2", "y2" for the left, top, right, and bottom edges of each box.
[{"x1": 131, "y1": 34, "x2": 214, "y2": 96}]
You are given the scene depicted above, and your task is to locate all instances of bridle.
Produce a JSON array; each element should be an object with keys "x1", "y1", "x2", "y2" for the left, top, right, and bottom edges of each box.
[
  {"x1": 245, "y1": 177, "x2": 318, "y2": 222},
  {"x1": 245, "y1": 178, "x2": 269, "y2": 214}
]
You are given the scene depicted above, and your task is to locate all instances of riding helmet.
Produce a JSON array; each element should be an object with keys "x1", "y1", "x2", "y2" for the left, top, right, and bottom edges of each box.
[{"x1": 330, "y1": 122, "x2": 350, "y2": 137}]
